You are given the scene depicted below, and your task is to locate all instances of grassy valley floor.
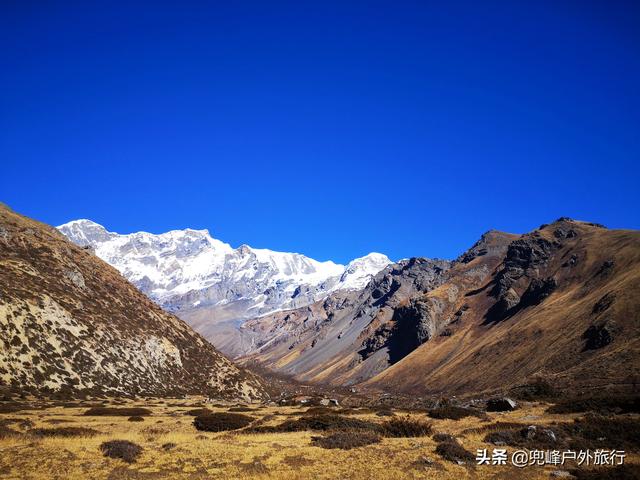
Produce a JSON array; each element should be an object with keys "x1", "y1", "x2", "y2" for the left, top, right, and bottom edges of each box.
[{"x1": 0, "y1": 399, "x2": 637, "y2": 479}]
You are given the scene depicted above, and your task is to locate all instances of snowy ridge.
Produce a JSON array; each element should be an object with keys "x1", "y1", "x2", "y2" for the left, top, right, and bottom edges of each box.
[{"x1": 57, "y1": 219, "x2": 391, "y2": 327}]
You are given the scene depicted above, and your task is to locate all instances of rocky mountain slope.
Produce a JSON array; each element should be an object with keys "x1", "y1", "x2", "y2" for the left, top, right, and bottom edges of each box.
[
  {"x1": 242, "y1": 219, "x2": 640, "y2": 397},
  {"x1": 58, "y1": 220, "x2": 391, "y2": 356},
  {"x1": 240, "y1": 256, "x2": 454, "y2": 385},
  {"x1": 0, "y1": 205, "x2": 265, "y2": 400}
]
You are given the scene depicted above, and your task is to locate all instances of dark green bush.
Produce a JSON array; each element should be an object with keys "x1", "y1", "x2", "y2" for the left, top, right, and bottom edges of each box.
[
  {"x1": 483, "y1": 416, "x2": 640, "y2": 451},
  {"x1": 547, "y1": 395, "x2": 640, "y2": 415},
  {"x1": 247, "y1": 414, "x2": 380, "y2": 434},
  {"x1": 432, "y1": 433, "x2": 456, "y2": 443},
  {"x1": 311, "y1": 431, "x2": 381, "y2": 450},
  {"x1": 510, "y1": 378, "x2": 558, "y2": 400},
  {"x1": 83, "y1": 407, "x2": 151, "y2": 417},
  {"x1": 570, "y1": 464, "x2": 640, "y2": 480},
  {"x1": 100, "y1": 440, "x2": 143, "y2": 463},
  {"x1": 428, "y1": 406, "x2": 485, "y2": 420},
  {"x1": 184, "y1": 408, "x2": 212, "y2": 416},
  {"x1": 30, "y1": 427, "x2": 99, "y2": 437},
  {"x1": 228, "y1": 406, "x2": 254, "y2": 412},
  {"x1": 435, "y1": 440, "x2": 475, "y2": 464},
  {"x1": 0, "y1": 425, "x2": 19, "y2": 438},
  {"x1": 381, "y1": 417, "x2": 432, "y2": 438},
  {"x1": 375, "y1": 408, "x2": 395, "y2": 417},
  {"x1": 193, "y1": 412, "x2": 254, "y2": 432},
  {"x1": 563, "y1": 415, "x2": 640, "y2": 451}
]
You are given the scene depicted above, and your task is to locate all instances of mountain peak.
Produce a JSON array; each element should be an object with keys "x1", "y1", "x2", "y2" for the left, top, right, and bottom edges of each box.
[
  {"x1": 57, "y1": 220, "x2": 392, "y2": 355},
  {"x1": 338, "y1": 252, "x2": 392, "y2": 291},
  {"x1": 57, "y1": 218, "x2": 115, "y2": 245}
]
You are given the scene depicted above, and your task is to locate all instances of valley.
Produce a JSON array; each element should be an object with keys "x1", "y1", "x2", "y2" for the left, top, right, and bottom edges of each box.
[{"x1": 1, "y1": 204, "x2": 638, "y2": 480}]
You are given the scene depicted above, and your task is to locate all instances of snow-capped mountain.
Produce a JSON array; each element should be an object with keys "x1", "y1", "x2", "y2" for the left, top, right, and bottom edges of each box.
[{"x1": 57, "y1": 219, "x2": 391, "y2": 355}]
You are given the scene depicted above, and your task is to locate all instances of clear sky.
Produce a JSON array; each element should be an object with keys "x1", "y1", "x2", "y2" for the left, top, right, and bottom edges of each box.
[{"x1": 2, "y1": 1, "x2": 639, "y2": 263}]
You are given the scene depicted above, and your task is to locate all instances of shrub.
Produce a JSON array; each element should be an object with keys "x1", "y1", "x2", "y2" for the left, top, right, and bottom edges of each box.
[
  {"x1": 236, "y1": 458, "x2": 269, "y2": 475},
  {"x1": 247, "y1": 414, "x2": 380, "y2": 434},
  {"x1": 375, "y1": 408, "x2": 395, "y2": 417},
  {"x1": 301, "y1": 407, "x2": 332, "y2": 416},
  {"x1": 0, "y1": 425, "x2": 19, "y2": 438},
  {"x1": 193, "y1": 413, "x2": 254, "y2": 432},
  {"x1": 432, "y1": 433, "x2": 456, "y2": 443},
  {"x1": 0, "y1": 404, "x2": 24, "y2": 414},
  {"x1": 83, "y1": 407, "x2": 151, "y2": 417},
  {"x1": 428, "y1": 406, "x2": 484, "y2": 420},
  {"x1": 547, "y1": 395, "x2": 640, "y2": 415},
  {"x1": 563, "y1": 415, "x2": 640, "y2": 451},
  {"x1": 282, "y1": 455, "x2": 315, "y2": 468},
  {"x1": 381, "y1": 417, "x2": 432, "y2": 438},
  {"x1": 510, "y1": 378, "x2": 558, "y2": 400},
  {"x1": 435, "y1": 440, "x2": 475, "y2": 464},
  {"x1": 228, "y1": 406, "x2": 254, "y2": 412},
  {"x1": 311, "y1": 431, "x2": 382, "y2": 450},
  {"x1": 100, "y1": 440, "x2": 143, "y2": 463},
  {"x1": 29, "y1": 427, "x2": 99, "y2": 437},
  {"x1": 184, "y1": 408, "x2": 212, "y2": 416},
  {"x1": 570, "y1": 464, "x2": 640, "y2": 480},
  {"x1": 483, "y1": 416, "x2": 640, "y2": 451},
  {"x1": 128, "y1": 416, "x2": 145, "y2": 422},
  {"x1": 461, "y1": 421, "x2": 526, "y2": 436}
]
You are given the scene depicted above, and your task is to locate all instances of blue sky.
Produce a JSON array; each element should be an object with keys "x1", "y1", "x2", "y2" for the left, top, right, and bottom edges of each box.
[{"x1": 1, "y1": 1, "x2": 639, "y2": 263}]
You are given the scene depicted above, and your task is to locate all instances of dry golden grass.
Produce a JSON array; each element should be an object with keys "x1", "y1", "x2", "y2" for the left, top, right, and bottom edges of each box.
[{"x1": 0, "y1": 400, "x2": 637, "y2": 479}]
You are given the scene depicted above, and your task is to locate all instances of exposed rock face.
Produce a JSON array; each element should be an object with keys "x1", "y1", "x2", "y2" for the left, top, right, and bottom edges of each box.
[
  {"x1": 365, "y1": 218, "x2": 640, "y2": 396},
  {"x1": 0, "y1": 205, "x2": 265, "y2": 400},
  {"x1": 582, "y1": 324, "x2": 613, "y2": 351},
  {"x1": 486, "y1": 398, "x2": 517, "y2": 412},
  {"x1": 57, "y1": 220, "x2": 391, "y2": 356},
  {"x1": 242, "y1": 218, "x2": 640, "y2": 397},
  {"x1": 240, "y1": 257, "x2": 452, "y2": 384}
]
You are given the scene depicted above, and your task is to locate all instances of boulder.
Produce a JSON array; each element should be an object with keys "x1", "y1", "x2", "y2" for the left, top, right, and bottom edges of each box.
[{"x1": 486, "y1": 397, "x2": 517, "y2": 412}]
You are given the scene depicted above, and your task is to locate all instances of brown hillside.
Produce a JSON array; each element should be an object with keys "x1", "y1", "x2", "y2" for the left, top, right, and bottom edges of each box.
[
  {"x1": 365, "y1": 219, "x2": 640, "y2": 396},
  {"x1": 0, "y1": 204, "x2": 265, "y2": 400}
]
